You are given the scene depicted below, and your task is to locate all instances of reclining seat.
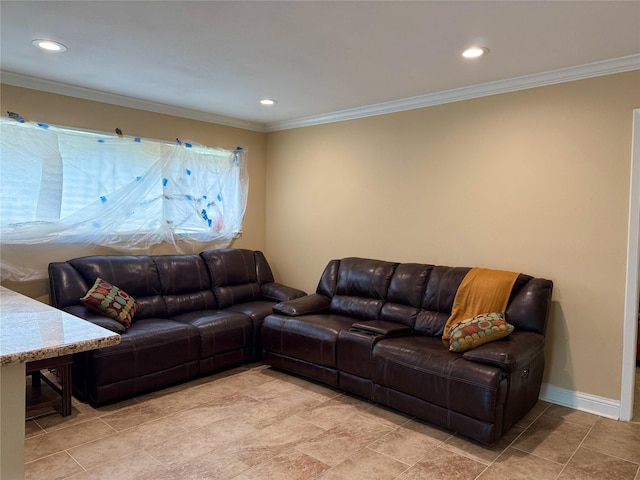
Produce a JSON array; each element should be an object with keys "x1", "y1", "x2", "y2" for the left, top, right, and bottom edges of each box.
[
  {"x1": 49, "y1": 255, "x2": 200, "y2": 405},
  {"x1": 200, "y1": 248, "x2": 306, "y2": 361},
  {"x1": 371, "y1": 268, "x2": 551, "y2": 444},
  {"x1": 336, "y1": 263, "x2": 433, "y2": 398},
  {"x1": 262, "y1": 257, "x2": 398, "y2": 387},
  {"x1": 154, "y1": 254, "x2": 254, "y2": 376},
  {"x1": 263, "y1": 256, "x2": 553, "y2": 445}
]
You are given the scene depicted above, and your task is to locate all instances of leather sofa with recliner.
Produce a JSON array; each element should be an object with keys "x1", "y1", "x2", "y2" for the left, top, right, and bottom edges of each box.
[
  {"x1": 48, "y1": 248, "x2": 305, "y2": 405},
  {"x1": 261, "y1": 257, "x2": 553, "y2": 445}
]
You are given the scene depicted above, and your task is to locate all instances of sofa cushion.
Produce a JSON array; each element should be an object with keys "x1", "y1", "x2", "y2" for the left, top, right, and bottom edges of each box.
[
  {"x1": 447, "y1": 312, "x2": 514, "y2": 353},
  {"x1": 335, "y1": 258, "x2": 397, "y2": 297},
  {"x1": 89, "y1": 318, "x2": 200, "y2": 386},
  {"x1": 461, "y1": 331, "x2": 545, "y2": 373},
  {"x1": 68, "y1": 255, "x2": 166, "y2": 319},
  {"x1": 201, "y1": 249, "x2": 265, "y2": 308},
  {"x1": 261, "y1": 282, "x2": 307, "y2": 303},
  {"x1": 373, "y1": 335, "x2": 508, "y2": 423},
  {"x1": 316, "y1": 260, "x2": 341, "y2": 297},
  {"x1": 504, "y1": 277, "x2": 553, "y2": 334},
  {"x1": 379, "y1": 263, "x2": 433, "y2": 328},
  {"x1": 154, "y1": 254, "x2": 217, "y2": 316},
  {"x1": 262, "y1": 313, "x2": 354, "y2": 368},
  {"x1": 80, "y1": 277, "x2": 137, "y2": 329},
  {"x1": 226, "y1": 300, "x2": 275, "y2": 324},
  {"x1": 329, "y1": 258, "x2": 398, "y2": 320},
  {"x1": 273, "y1": 294, "x2": 331, "y2": 316},
  {"x1": 226, "y1": 300, "x2": 278, "y2": 360},
  {"x1": 172, "y1": 310, "x2": 253, "y2": 357},
  {"x1": 49, "y1": 261, "x2": 92, "y2": 309},
  {"x1": 63, "y1": 305, "x2": 127, "y2": 334}
]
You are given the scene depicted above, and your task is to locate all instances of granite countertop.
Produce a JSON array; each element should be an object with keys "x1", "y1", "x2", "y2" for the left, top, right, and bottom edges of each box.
[{"x1": 0, "y1": 286, "x2": 121, "y2": 366}]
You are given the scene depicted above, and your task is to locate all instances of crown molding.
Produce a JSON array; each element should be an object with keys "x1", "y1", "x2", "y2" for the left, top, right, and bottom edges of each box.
[
  {"x1": 0, "y1": 71, "x2": 268, "y2": 133},
  {"x1": 3, "y1": 54, "x2": 639, "y2": 134},
  {"x1": 266, "y1": 54, "x2": 640, "y2": 132}
]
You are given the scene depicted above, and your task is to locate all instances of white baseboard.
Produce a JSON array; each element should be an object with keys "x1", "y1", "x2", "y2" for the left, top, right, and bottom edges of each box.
[{"x1": 539, "y1": 383, "x2": 620, "y2": 420}]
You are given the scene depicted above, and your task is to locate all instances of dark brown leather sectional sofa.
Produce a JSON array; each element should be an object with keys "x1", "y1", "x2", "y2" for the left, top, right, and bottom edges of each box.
[
  {"x1": 49, "y1": 249, "x2": 552, "y2": 445},
  {"x1": 48, "y1": 249, "x2": 305, "y2": 405},
  {"x1": 261, "y1": 257, "x2": 553, "y2": 445}
]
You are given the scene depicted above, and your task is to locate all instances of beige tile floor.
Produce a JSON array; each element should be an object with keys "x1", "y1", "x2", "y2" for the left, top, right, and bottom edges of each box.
[{"x1": 23, "y1": 365, "x2": 640, "y2": 480}]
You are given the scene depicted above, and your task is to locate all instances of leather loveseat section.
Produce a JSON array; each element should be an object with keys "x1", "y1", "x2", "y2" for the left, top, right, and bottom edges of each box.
[
  {"x1": 48, "y1": 249, "x2": 306, "y2": 405},
  {"x1": 262, "y1": 257, "x2": 553, "y2": 445}
]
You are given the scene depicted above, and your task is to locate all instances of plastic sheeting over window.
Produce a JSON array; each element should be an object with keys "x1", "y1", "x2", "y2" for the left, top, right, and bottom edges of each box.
[{"x1": 0, "y1": 118, "x2": 248, "y2": 281}]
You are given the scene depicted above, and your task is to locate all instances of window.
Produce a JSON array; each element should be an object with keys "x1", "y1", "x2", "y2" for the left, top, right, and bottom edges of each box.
[{"x1": 0, "y1": 117, "x2": 248, "y2": 250}]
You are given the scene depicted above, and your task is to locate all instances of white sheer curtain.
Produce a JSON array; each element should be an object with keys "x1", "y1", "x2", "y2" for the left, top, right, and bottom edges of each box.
[{"x1": 0, "y1": 118, "x2": 248, "y2": 281}]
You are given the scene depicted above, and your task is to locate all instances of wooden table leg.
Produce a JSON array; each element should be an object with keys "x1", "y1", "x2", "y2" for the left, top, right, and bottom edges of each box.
[
  {"x1": 26, "y1": 355, "x2": 73, "y2": 417},
  {"x1": 60, "y1": 363, "x2": 72, "y2": 417}
]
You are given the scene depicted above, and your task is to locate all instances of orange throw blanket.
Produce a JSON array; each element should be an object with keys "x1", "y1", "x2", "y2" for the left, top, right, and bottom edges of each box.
[{"x1": 442, "y1": 267, "x2": 519, "y2": 341}]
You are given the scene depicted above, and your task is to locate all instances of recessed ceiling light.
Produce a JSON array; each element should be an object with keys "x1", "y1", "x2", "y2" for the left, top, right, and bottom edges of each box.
[
  {"x1": 32, "y1": 39, "x2": 67, "y2": 52},
  {"x1": 260, "y1": 99, "x2": 277, "y2": 106},
  {"x1": 462, "y1": 46, "x2": 489, "y2": 59}
]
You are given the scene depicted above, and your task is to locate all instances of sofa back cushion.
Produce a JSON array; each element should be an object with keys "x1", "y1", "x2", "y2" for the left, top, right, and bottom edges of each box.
[
  {"x1": 505, "y1": 276, "x2": 553, "y2": 335},
  {"x1": 201, "y1": 248, "x2": 273, "y2": 308},
  {"x1": 316, "y1": 260, "x2": 340, "y2": 297},
  {"x1": 312, "y1": 257, "x2": 553, "y2": 337},
  {"x1": 413, "y1": 266, "x2": 471, "y2": 336},
  {"x1": 66, "y1": 255, "x2": 167, "y2": 319},
  {"x1": 380, "y1": 263, "x2": 433, "y2": 328},
  {"x1": 154, "y1": 254, "x2": 217, "y2": 316},
  {"x1": 327, "y1": 258, "x2": 398, "y2": 320},
  {"x1": 414, "y1": 267, "x2": 552, "y2": 336},
  {"x1": 49, "y1": 261, "x2": 92, "y2": 309}
]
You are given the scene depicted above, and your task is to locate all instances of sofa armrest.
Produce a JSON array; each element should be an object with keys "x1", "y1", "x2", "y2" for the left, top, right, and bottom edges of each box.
[
  {"x1": 62, "y1": 305, "x2": 127, "y2": 334},
  {"x1": 462, "y1": 331, "x2": 545, "y2": 373},
  {"x1": 261, "y1": 282, "x2": 307, "y2": 302},
  {"x1": 272, "y1": 294, "x2": 331, "y2": 316},
  {"x1": 350, "y1": 320, "x2": 411, "y2": 337}
]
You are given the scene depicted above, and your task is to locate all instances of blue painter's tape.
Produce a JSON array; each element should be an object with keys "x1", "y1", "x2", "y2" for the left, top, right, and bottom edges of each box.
[
  {"x1": 134, "y1": 137, "x2": 141, "y2": 142},
  {"x1": 185, "y1": 143, "x2": 192, "y2": 148},
  {"x1": 136, "y1": 176, "x2": 142, "y2": 181},
  {"x1": 8, "y1": 112, "x2": 24, "y2": 123},
  {"x1": 37, "y1": 123, "x2": 50, "y2": 129},
  {"x1": 186, "y1": 169, "x2": 192, "y2": 176},
  {"x1": 208, "y1": 219, "x2": 212, "y2": 227},
  {"x1": 98, "y1": 139, "x2": 105, "y2": 143},
  {"x1": 217, "y1": 194, "x2": 223, "y2": 202},
  {"x1": 162, "y1": 178, "x2": 168, "y2": 187},
  {"x1": 235, "y1": 146, "x2": 244, "y2": 151},
  {"x1": 176, "y1": 138, "x2": 182, "y2": 145},
  {"x1": 202, "y1": 195, "x2": 207, "y2": 199},
  {"x1": 100, "y1": 196, "x2": 107, "y2": 203},
  {"x1": 186, "y1": 195, "x2": 194, "y2": 201}
]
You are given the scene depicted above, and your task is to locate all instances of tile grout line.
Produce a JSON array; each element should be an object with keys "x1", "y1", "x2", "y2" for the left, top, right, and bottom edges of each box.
[
  {"x1": 29, "y1": 367, "x2": 633, "y2": 479},
  {"x1": 65, "y1": 449, "x2": 88, "y2": 473},
  {"x1": 540, "y1": 432, "x2": 581, "y2": 480},
  {"x1": 26, "y1": 416, "x2": 120, "y2": 466},
  {"x1": 470, "y1": 402, "x2": 554, "y2": 479}
]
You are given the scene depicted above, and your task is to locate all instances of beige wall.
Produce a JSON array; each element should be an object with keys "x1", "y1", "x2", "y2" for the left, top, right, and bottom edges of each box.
[
  {"x1": 265, "y1": 71, "x2": 640, "y2": 400},
  {"x1": 2, "y1": 72, "x2": 639, "y2": 401},
  {"x1": 0, "y1": 84, "x2": 267, "y2": 300}
]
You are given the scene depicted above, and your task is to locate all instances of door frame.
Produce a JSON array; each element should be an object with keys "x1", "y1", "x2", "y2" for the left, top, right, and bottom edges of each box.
[{"x1": 620, "y1": 108, "x2": 640, "y2": 421}]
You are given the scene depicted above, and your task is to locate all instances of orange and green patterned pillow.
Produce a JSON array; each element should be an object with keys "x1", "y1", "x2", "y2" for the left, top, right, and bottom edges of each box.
[
  {"x1": 80, "y1": 278, "x2": 137, "y2": 329},
  {"x1": 447, "y1": 312, "x2": 513, "y2": 353}
]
